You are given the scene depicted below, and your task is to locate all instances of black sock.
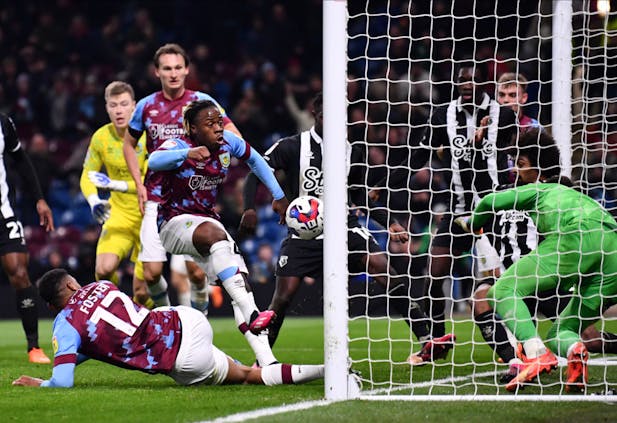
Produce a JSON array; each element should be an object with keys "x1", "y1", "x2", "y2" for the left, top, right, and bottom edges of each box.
[
  {"x1": 428, "y1": 278, "x2": 446, "y2": 338},
  {"x1": 601, "y1": 332, "x2": 617, "y2": 354},
  {"x1": 15, "y1": 286, "x2": 39, "y2": 352},
  {"x1": 267, "y1": 309, "x2": 286, "y2": 348},
  {"x1": 388, "y1": 283, "x2": 431, "y2": 342},
  {"x1": 474, "y1": 310, "x2": 515, "y2": 363}
]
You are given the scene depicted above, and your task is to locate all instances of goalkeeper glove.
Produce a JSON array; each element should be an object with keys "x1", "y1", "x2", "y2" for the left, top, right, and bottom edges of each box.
[
  {"x1": 88, "y1": 171, "x2": 129, "y2": 193},
  {"x1": 86, "y1": 195, "x2": 111, "y2": 224}
]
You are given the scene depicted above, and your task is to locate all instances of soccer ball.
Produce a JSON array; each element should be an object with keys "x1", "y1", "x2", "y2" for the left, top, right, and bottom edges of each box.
[{"x1": 285, "y1": 195, "x2": 324, "y2": 240}]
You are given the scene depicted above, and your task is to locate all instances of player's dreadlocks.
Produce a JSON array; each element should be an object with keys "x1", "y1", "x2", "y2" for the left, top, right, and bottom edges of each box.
[{"x1": 182, "y1": 100, "x2": 218, "y2": 137}]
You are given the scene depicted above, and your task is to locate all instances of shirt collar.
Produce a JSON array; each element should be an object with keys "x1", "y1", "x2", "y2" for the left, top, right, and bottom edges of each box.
[
  {"x1": 456, "y1": 92, "x2": 491, "y2": 112},
  {"x1": 310, "y1": 126, "x2": 322, "y2": 144}
]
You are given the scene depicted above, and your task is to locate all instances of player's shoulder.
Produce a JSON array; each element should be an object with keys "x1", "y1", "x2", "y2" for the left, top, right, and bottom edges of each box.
[
  {"x1": 135, "y1": 92, "x2": 159, "y2": 108},
  {"x1": 91, "y1": 123, "x2": 117, "y2": 143}
]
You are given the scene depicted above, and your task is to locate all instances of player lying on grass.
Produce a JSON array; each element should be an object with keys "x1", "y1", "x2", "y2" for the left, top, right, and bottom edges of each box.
[
  {"x1": 12, "y1": 269, "x2": 324, "y2": 388},
  {"x1": 457, "y1": 129, "x2": 617, "y2": 392},
  {"x1": 147, "y1": 99, "x2": 288, "y2": 367}
]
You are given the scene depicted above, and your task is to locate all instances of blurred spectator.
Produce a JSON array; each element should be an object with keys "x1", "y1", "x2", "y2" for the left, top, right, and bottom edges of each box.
[{"x1": 250, "y1": 243, "x2": 276, "y2": 285}]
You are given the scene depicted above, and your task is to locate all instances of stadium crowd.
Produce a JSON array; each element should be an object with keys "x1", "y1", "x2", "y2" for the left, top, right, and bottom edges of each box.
[{"x1": 1, "y1": 0, "x2": 617, "y2": 320}]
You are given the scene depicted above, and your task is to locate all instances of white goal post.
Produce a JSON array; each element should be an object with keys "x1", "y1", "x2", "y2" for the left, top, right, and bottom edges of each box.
[{"x1": 323, "y1": 0, "x2": 617, "y2": 401}]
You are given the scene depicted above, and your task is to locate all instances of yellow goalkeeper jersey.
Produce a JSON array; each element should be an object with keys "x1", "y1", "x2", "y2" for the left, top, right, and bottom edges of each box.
[{"x1": 80, "y1": 123, "x2": 147, "y2": 220}]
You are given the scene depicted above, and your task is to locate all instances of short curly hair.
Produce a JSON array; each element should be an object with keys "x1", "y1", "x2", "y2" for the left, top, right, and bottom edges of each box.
[{"x1": 513, "y1": 129, "x2": 561, "y2": 180}]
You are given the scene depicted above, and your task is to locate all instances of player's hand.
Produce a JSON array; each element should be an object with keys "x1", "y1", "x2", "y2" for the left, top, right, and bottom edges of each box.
[
  {"x1": 475, "y1": 116, "x2": 491, "y2": 144},
  {"x1": 389, "y1": 222, "x2": 409, "y2": 243},
  {"x1": 136, "y1": 183, "x2": 147, "y2": 215},
  {"x1": 368, "y1": 189, "x2": 381, "y2": 202},
  {"x1": 239, "y1": 209, "x2": 257, "y2": 236},
  {"x1": 187, "y1": 146, "x2": 211, "y2": 161},
  {"x1": 88, "y1": 171, "x2": 129, "y2": 193},
  {"x1": 272, "y1": 197, "x2": 290, "y2": 224},
  {"x1": 36, "y1": 199, "x2": 54, "y2": 232},
  {"x1": 454, "y1": 216, "x2": 482, "y2": 234},
  {"x1": 12, "y1": 375, "x2": 44, "y2": 387},
  {"x1": 90, "y1": 199, "x2": 111, "y2": 224}
]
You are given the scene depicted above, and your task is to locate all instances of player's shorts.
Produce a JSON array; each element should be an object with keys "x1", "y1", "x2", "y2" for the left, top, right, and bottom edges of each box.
[
  {"x1": 0, "y1": 216, "x2": 28, "y2": 255},
  {"x1": 159, "y1": 214, "x2": 247, "y2": 282},
  {"x1": 276, "y1": 223, "x2": 382, "y2": 279},
  {"x1": 138, "y1": 201, "x2": 168, "y2": 262},
  {"x1": 168, "y1": 306, "x2": 229, "y2": 385},
  {"x1": 431, "y1": 213, "x2": 476, "y2": 253},
  {"x1": 473, "y1": 234, "x2": 504, "y2": 275}
]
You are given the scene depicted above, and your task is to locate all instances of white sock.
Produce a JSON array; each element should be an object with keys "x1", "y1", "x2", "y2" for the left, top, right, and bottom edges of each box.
[
  {"x1": 190, "y1": 283, "x2": 209, "y2": 314},
  {"x1": 222, "y1": 275, "x2": 257, "y2": 323},
  {"x1": 231, "y1": 302, "x2": 277, "y2": 365},
  {"x1": 148, "y1": 275, "x2": 170, "y2": 307},
  {"x1": 260, "y1": 363, "x2": 325, "y2": 385},
  {"x1": 523, "y1": 337, "x2": 546, "y2": 359},
  {"x1": 211, "y1": 240, "x2": 257, "y2": 323},
  {"x1": 176, "y1": 290, "x2": 191, "y2": 307}
]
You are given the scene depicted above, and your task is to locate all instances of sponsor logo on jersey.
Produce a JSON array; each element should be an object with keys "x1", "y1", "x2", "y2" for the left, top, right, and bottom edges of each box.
[
  {"x1": 219, "y1": 152, "x2": 231, "y2": 168},
  {"x1": 188, "y1": 174, "x2": 224, "y2": 190},
  {"x1": 149, "y1": 124, "x2": 185, "y2": 140},
  {"x1": 149, "y1": 109, "x2": 159, "y2": 117},
  {"x1": 301, "y1": 166, "x2": 323, "y2": 196}
]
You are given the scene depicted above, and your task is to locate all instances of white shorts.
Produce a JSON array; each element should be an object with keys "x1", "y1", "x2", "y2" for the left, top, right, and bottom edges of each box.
[
  {"x1": 138, "y1": 201, "x2": 167, "y2": 262},
  {"x1": 168, "y1": 306, "x2": 229, "y2": 385},
  {"x1": 170, "y1": 254, "x2": 188, "y2": 275},
  {"x1": 474, "y1": 234, "x2": 504, "y2": 275},
  {"x1": 159, "y1": 214, "x2": 248, "y2": 282}
]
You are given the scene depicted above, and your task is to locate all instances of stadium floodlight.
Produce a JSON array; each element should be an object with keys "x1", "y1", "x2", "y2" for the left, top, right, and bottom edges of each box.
[{"x1": 324, "y1": 0, "x2": 617, "y2": 402}]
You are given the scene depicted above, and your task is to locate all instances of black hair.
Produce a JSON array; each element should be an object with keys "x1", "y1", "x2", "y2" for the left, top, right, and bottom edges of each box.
[
  {"x1": 513, "y1": 129, "x2": 562, "y2": 181},
  {"x1": 182, "y1": 99, "x2": 218, "y2": 137},
  {"x1": 37, "y1": 268, "x2": 69, "y2": 308}
]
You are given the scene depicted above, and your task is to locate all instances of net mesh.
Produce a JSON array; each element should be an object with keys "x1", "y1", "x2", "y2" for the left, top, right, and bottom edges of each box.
[{"x1": 344, "y1": 0, "x2": 617, "y2": 398}]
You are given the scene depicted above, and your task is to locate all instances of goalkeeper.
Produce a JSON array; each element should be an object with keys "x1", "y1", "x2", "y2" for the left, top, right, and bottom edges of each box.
[
  {"x1": 461, "y1": 129, "x2": 617, "y2": 392},
  {"x1": 80, "y1": 81, "x2": 152, "y2": 308}
]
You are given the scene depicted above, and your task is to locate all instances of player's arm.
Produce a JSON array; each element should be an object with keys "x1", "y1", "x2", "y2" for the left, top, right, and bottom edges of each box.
[
  {"x1": 1, "y1": 114, "x2": 54, "y2": 231},
  {"x1": 229, "y1": 132, "x2": 288, "y2": 222},
  {"x1": 469, "y1": 184, "x2": 538, "y2": 232},
  {"x1": 147, "y1": 138, "x2": 196, "y2": 171},
  {"x1": 79, "y1": 134, "x2": 111, "y2": 224},
  {"x1": 240, "y1": 138, "x2": 289, "y2": 233},
  {"x1": 13, "y1": 315, "x2": 81, "y2": 388},
  {"x1": 123, "y1": 99, "x2": 148, "y2": 212}
]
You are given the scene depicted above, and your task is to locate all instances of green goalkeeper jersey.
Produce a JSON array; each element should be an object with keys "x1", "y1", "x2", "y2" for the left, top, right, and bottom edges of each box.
[{"x1": 470, "y1": 183, "x2": 617, "y2": 234}]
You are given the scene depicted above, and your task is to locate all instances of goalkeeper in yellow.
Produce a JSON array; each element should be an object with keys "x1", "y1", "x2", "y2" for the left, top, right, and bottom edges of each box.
[
  {"x1": 459, "y1": 129, "x2": 617, "y2": 392},
  {"x1": 80, "y1": 81, "x2": 152, "y2": 308}
]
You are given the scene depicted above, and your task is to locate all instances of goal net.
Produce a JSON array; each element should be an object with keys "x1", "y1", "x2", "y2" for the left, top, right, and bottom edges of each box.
[{"x1": 323, "y1": 0, "x2": 617, "y2": 401}]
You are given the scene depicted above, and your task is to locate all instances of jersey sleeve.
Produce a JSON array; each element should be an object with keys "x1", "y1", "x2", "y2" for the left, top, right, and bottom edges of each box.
[
  {"x1": 40, "y1": 313, "x2": 81, "y2": 388},
  {"x1": 79, "y1": 133, "x2": 104, "y2": 199},
  {"x1": 262, "y1": 138, "x2": 293, "y2": 170},
  {"x1": 148, "y1": 138, "x2": 190, "y2": 171},
  {"x1": 0, "y1": 114, "x2": 21, "y2": 152},
  {"x1": 127, "y1": 97, "x2": 148, "y2": 137},
  {"x1": 223, "y1": 130, "x2": 251, "y2": 161}
]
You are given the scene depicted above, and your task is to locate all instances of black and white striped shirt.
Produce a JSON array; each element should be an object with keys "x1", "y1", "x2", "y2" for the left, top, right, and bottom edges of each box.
[{"x1": 421, "y1": 93, "x2": 516, "y2": 214}]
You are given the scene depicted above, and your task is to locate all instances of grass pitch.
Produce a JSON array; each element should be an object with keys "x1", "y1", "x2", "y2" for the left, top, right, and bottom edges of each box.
[{"x1": 1, "y1": 317, "x2": 616, "y2": 423}]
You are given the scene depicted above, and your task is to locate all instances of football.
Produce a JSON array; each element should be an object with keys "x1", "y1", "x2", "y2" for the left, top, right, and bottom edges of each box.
[{"x1": 285, "y1": 195, "x2": 324, "y2": 240}]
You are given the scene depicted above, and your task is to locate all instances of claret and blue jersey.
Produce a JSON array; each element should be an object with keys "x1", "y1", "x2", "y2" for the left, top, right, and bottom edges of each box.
[
  {"x1": 149, "y1": 130, "x2": 284, "y2": 227},
  {"x1": 42, "y1": 282, "x2": 181, "y2": 388},
  {"x1": 128, "y1": 89, "x2": 231, "y2": 203}
]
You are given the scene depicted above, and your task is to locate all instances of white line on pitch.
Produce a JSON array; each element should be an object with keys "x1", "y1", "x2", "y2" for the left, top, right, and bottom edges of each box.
[{"x1": 198, "y1": 399, "x2": 332, "y2": 423}]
